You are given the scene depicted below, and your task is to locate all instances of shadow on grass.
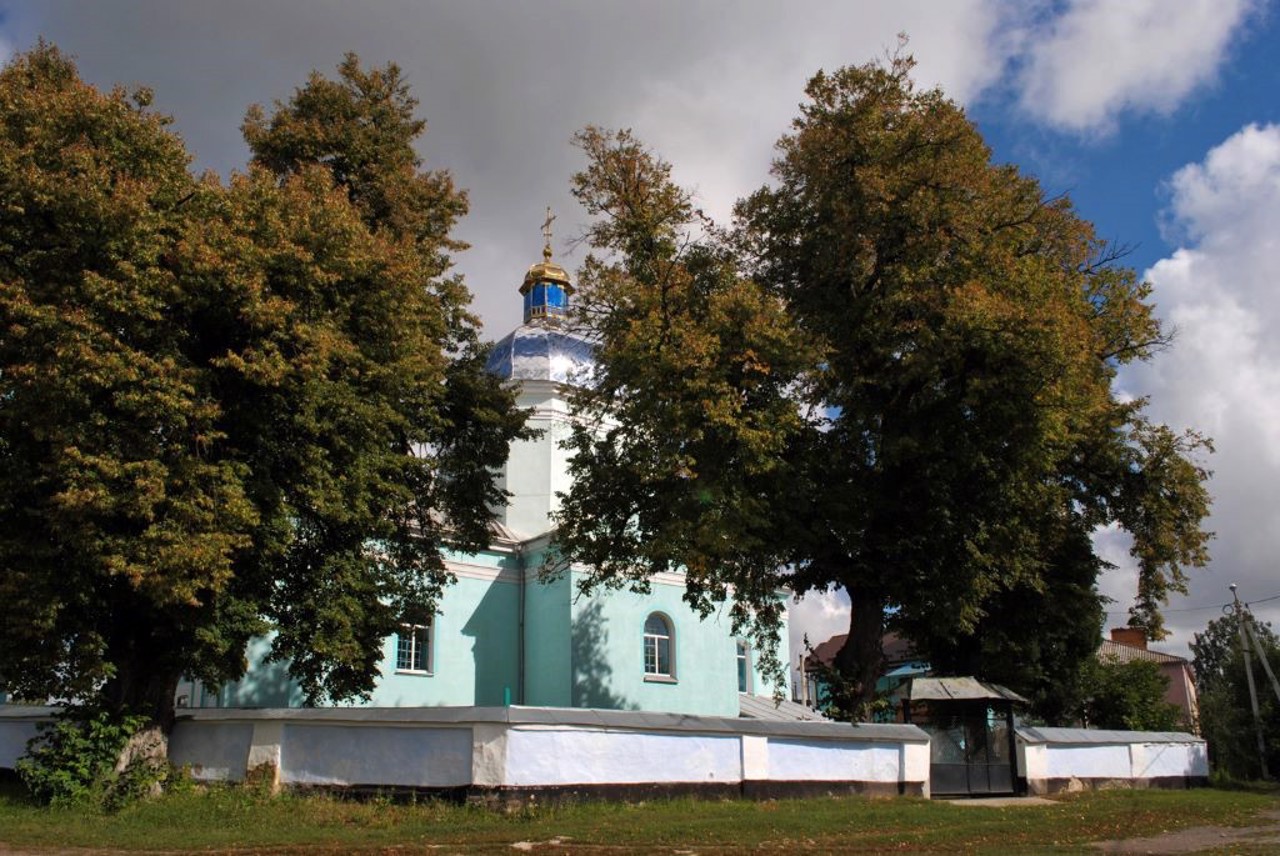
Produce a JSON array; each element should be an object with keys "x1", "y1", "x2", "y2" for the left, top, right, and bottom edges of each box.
[
  {"x1": 1210, "y1": 772, "x2": 1280, "y2": 794},
  {"x1": 0, "y1": 775, "x2": 36, "y2": 806}
]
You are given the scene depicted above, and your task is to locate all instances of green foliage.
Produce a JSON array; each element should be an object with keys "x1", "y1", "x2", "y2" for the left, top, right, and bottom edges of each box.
[
  {"x1": 740, "y1": 54, "x2": 1210, "y2": 709},
  {"x1": 15, "y1": 707, "x2": 164, "y2": 809},
  {"x1": 0, "y1": 45, "x2": 527, "y2": 722},
  {"x1": 1191, "y1": 612, "x2": 1279, "y2": 694},
  {"x1": 0, "y1": 42, "x2": 258, "y2": 722},
  {"x1": 1077, "y1": 657, "x2": 1184, "y2": 731},
  {"x1": 553, "y1": 128, "x2": 821, "y2": 693},
  {"x1": 557, "y1": 53, "x2": 1212, "y2": 717},
  {"x1": 1193, "y1": 613, "x2": 1280, "y2": 779}
]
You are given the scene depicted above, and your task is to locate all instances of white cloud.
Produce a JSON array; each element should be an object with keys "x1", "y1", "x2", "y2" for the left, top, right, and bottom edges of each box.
[
  {"x1": 788, "y1": 587, "x2": 850, "y2": 670},
  {"x1": 1117, "y1": 122, "x2": 1280, "y2": 654},
  {"x1": 1015, "y1": 0, "x2": 1258, "y2": 134}
]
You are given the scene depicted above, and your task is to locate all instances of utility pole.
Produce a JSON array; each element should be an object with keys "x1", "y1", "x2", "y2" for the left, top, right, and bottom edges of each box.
[
  {"x1": 1231, "y1": 584, "x2": 1270, "y2": 780},
  {"x1": 1243, "y1": 617, "x2": 1280, "y2": 705}
]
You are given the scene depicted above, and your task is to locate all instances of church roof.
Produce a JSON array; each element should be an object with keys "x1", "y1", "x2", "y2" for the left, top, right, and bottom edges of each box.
[
  {"x1": 485, "y1": 323, "x2": 596, "y2": 385},
  {"x1": 486, "y1": 215, "x2": 596, "y2": 384}
]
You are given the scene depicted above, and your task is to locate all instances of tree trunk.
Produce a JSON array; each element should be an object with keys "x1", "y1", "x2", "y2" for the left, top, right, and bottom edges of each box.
[
  {"x1": 98, "y1": 657, "x2": 179, "y2": 793},
  {"x1": 101, "y1": 656, "x2": 182, "y2": 735},
  {"x1": 831, "y1": 587, "x2": 886, "y2": 720}
]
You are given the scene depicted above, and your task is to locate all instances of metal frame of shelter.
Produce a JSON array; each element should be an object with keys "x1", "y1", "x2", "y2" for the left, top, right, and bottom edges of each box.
[{"x1": 902, "y1": 677, "x2": 1027, "y2": 798}]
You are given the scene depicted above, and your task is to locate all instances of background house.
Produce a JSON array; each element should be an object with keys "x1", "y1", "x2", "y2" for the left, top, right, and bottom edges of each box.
[
  {"x1": 1098, "y1": 627, "x2": 1199, "y2": 731},
  {"x1": 798, "y1": 631, "x2": 929, "y2": 719}
]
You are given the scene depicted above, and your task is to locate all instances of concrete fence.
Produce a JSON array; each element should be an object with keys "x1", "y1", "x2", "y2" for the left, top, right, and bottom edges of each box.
[
  {"x1": 166, "y1": 706, "x2": 931, "y2": 800},
  {"x1": 2, "y1": 706, "x2": 1209, "y2": 801},
  {"x1": 0, "y1": 706, "x2": 47, "y2": 772},
  {"x1": 1016, "y1": 726, "x2": 1208, "y2": 795}
]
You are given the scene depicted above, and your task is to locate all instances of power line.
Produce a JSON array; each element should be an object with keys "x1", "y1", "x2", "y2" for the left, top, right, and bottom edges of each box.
[
  {"x1": 1105, "y1": 603, "x2": 1224, "y2": 615},
  {"x1": 1102, "y1": 592, "x2": 1280, "y2": 616}
]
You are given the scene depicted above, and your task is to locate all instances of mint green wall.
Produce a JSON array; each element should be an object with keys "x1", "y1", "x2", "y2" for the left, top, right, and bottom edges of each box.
[
  {"x1": 216, "y1": 635, "x2": 304, "y2": 708},
  {"x1": 523, "y1": 558, "x2": 572, "y2": 706},
  {"x1": 367, "y1": 572, "x2": 520, "y2": 707},
  {"x1": 567, "y1": 573, "x2": 790, "y2": 716},
  {"x1": 207, "y1": 549, "x2": 523, "y2": 709},
  {"x1": 748, "y1": 617, "x2": 792, "y2": 700},
  {"x1": 202, "y1": 546, "x2": 789, "y2": 715}
]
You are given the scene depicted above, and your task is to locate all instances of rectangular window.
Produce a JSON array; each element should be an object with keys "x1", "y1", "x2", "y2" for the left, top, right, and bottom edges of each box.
[
  {"x1": 737, "y1": 640, "x2": 751, "y2": 693},
  {"x1": 396, "y1": 623, "x2": 431, "y2": 673},
  {"x1": 644, "y1": 635, "x2": 672, "y2": 676}
]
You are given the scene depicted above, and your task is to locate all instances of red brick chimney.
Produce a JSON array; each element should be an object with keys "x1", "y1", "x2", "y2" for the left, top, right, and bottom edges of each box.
[{"x1": 1110, "y1": 627, "x2": 1147, "y2": 649}]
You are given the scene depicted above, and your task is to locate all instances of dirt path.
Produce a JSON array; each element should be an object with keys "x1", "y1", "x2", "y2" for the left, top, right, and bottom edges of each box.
[{"x1": 1092, "y1": 807, "x2": 1280, "y2": 854}]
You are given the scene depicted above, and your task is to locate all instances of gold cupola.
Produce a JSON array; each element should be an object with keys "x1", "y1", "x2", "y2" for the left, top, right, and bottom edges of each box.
[{"x1": 519, "y1": 207, "x2": 574, "y2": 323}]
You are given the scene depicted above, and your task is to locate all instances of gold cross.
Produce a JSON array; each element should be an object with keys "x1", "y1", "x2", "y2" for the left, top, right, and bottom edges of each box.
[{"x1": 541, "y1": 206, "x2": 556, "y2": 258}]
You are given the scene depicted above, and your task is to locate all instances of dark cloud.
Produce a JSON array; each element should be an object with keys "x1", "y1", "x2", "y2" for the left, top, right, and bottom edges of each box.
[
  {"x1": 3, "y1": 0, "x2": 1263, "y2": 666},
  {"x1": 1, "y1": 0, "x2": 1007, "y2": 336}
]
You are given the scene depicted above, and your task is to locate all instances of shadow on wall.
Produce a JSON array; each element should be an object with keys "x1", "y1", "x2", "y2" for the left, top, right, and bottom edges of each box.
[
  {"x1": 461, "y1": 574, "x2": 521, "y2": 706},
  {"x1": 572, "y1": 600, "x2": 637, "y2": 710},
  {"x1": 221, "y1": 646, "x2": 301, "y2": 708}
]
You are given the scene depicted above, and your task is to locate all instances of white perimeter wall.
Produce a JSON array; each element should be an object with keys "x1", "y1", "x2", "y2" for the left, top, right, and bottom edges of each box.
[
  {"x1": 1043, "y1": 744, "x2": 1133, "y2": 780},
  {"x1": 162, "y1": 707, "x2": 930, "y2": 794},
  {"x1": 0, "y1": 708, "x2": 46, "y2": 770},
  {"x1": 767, "y1": 738, "x2": 908, "y2": 783},
  {"x1": 5, "y1": 708, "x2": 1209, "y2": 798},
  {"x1": 1017, "y1": 728, "x2": 1208, "y2": 794},
  {"x1": 504, "y1": 729, "x2": 743, "y2": 786}
]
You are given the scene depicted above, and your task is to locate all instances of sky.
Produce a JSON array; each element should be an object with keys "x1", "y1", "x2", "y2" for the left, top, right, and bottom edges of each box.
[{"x1": 3, "y1": 0, "x2": 1279, "y2": 672}]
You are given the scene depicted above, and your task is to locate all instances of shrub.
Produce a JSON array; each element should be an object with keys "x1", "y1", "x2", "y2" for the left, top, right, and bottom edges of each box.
[
  {"x1": 15, "y1": 707, "x2": 167, "y2": 810},
  {"x1": 1078, "y1": 658, "x2": 1184, "y2": 731}
]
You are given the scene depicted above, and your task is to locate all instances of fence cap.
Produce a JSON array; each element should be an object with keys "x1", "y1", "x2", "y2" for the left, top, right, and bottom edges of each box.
[{"x1": 1016, "y1": 725, "x2": 1204, "y2": 745}]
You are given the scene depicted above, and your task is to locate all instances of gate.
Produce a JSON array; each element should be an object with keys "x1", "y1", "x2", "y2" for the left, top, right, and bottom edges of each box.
[{"x1": 903, "y1": 677, "x2": 1024, "y2": 797}]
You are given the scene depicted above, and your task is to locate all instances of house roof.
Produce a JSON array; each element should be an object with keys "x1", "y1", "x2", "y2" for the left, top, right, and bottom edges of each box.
[
  {"x1": 806, "y1": 631, "x2": 919, "y2": 668},
  {"x1": 1097, "y1": 640, "x2": 1188, "y2": 666}
]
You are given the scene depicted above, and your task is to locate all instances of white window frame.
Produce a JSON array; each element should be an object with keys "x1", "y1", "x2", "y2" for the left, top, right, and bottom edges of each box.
[
  {"x1": 395, "y1": 622, "x2": 433, "y2": 675},
  {"x1": 736, "y1": 638, "x2": 753, "y2": 694},
  {"x1": 643, "y1": 612, "x2": 675, "y2": 682}
]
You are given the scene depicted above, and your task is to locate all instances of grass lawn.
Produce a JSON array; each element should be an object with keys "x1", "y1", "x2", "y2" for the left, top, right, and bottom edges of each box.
[{"x1": 1, "y1": 780, "x2": 1276, "y2": 855}]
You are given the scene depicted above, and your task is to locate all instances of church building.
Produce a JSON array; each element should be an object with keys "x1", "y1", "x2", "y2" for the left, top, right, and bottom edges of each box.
[{"x1": 186, "y1": 236, "x2": 791, "y2": 716}]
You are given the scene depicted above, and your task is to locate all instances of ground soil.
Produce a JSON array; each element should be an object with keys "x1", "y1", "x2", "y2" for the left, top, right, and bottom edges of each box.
[{"x1": 1091, "y1": 807, "x2": 1280, "y2": 854}]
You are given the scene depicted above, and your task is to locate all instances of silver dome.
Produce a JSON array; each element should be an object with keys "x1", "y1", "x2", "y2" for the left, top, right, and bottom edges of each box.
[{"x1": 485, "y1": 323, "x2": 597, "y2": 385}]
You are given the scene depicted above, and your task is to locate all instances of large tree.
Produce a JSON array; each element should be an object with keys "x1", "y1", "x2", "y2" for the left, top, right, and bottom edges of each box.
[
  {"x1": 1076, "y1": 657, "x2": 1183, "y2": 732},
  {"x1": 230, "y1": 53, "x2": 530, "y2": 703},
  {"x1": 0, "y1": 46, "x2": 527, "y2": 729},
  {"x1": 737, "y1": 58, "x2": 1210, "y2": 715},
  {"x1": 556, "y1": 56, "x2": 1211, "y2": 717},
  {"x1": 553, "y1": 128, "x2": 819, "y2": 688},
  {"x1": 0, "y1": 44, "x2": 255, "y2": 725}
]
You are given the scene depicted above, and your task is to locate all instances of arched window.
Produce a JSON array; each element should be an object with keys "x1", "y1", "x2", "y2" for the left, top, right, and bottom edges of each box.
[
  {"x1": 736, "y1": 639, "x2": 752, "y2": 693},
  {"x1": 643, "y1": 613, "x2": 674, "y2": 679}
]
